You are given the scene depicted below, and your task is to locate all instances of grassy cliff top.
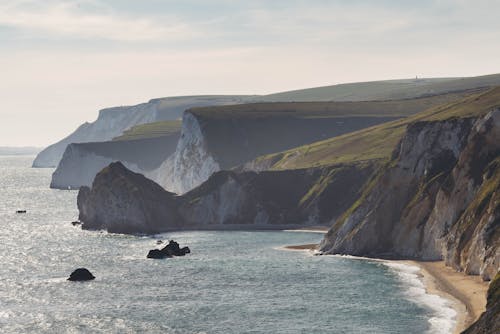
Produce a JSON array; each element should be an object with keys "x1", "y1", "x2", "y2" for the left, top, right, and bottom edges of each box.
[
  {"x1": 188, "y1": 90, "x2": 481, "y2": 120},
  {"x1": 259, "y1": 73, "x2": 500, "y2": 102},
  {"x1": 112, "y1": 120, "x2": 182, "y2": 141},
  {"x1": 252, "y1": 86, "x2": 500, "y2": 170}
]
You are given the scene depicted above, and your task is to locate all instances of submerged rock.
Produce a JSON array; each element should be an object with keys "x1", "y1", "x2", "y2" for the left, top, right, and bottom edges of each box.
[
  {"x1": 71, "y1": 221, "x2": 81, "y2": 226},
  {"x1": 67, "y1": 268, "x2": 95, "y2": 281},
  {"x1": 16, "y1": 210, "x2": 26, "y2": 214}
]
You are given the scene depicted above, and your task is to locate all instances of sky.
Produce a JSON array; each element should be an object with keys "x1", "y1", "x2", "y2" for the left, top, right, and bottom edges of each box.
[{"x1": 1, "y1": 0, "x2": 499, "y2": 147}]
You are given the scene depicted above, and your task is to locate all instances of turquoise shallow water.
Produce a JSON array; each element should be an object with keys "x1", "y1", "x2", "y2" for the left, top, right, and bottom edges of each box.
[{"x1": 0, "y1": 156, "x2": 454, "y2": 333}]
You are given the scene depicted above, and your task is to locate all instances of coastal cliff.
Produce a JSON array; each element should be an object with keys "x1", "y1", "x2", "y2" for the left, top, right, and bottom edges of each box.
[
  {"x1": 50, "y1": 133, "x2": 179, "y2": 189},
  {"x1": 157, "y1": 93, "x2": 470, "y2": 193},
  {"x1": 320, "y1": 109, "x2": 499, "y2": 280},
  {"x1": 77, "y1": 161, "x2": 374, "y2": 233},
  {"x1": 33, "y1": 96, "x2": 252, "y2": 168},
  {"x1": 77, "y1": 162, "x2": 181, "y2": 234}
]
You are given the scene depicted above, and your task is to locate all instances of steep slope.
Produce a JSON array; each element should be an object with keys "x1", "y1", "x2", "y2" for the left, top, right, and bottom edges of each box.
[
  {"x1": 158, "y1": 91, "x2": 473, "y2": 193},
  {"x1": 33, "y1": 95, "x2": 253, "y2": 168},
  {"x1": 319, "y1": 107, "x2": 499, "y2": 280},
  {"x1": 253, "y1": 87, "x2": 500, "y2": 170}
]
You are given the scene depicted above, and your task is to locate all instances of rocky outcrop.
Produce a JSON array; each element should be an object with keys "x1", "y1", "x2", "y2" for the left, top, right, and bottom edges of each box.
[
  {"x1": 33, "y1": 96, "x2": 252, "y2": 168},
  {"x1": 77, "y1": 160, "x2": 374, "y2": 234},
  {"x1": 50, "y1": 134, "x2": 179, "y2": 189},
  {"x1": 320, "y1": 109, "x2": 500, "y2": 280},
  {"x1": 67, "y1": 268, "x2": 95, "y2": 281},
  {"x1": 147, "y1": 240, "x2": 191, "y2": 259},
  {"x1": 463, "y1": 271, "x2": 500, "y2": 333},
  {"x1": 77, "y1": 162, "x2": 181, "y2": 234}
]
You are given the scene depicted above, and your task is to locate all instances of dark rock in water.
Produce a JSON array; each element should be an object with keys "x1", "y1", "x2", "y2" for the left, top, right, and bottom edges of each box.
[
  {"x1": 147, "y1": 240, "x2": 191, "y2": 259},
  {"x1": 71, "y1": 221, "x2": 81, "y2": 226},
  {"x1": 147, "y1": 249, "x2": 171, "y2": 259},
  {"x1": 156, "y1": 240, "x2": 163, "y2": 245},
  {"x1": 16, "y1": 210, "x2": 26, "y2": 214},
  {"x1": 67, "y1": 268, "x2": 95, "y2": 281}
]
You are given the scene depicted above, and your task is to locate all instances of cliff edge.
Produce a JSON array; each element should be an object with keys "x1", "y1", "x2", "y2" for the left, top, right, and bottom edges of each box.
[{"x1": 320, "y1": 108, "x2": 499, "y2": 280}]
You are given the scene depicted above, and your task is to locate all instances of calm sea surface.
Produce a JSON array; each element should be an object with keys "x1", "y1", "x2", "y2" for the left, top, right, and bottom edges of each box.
[{"x1": 0, "y1": 156, "x2": 456, "y2": 333}]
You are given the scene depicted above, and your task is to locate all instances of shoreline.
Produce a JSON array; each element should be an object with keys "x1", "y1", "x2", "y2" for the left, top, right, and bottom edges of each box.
[
  {"x1": 408, "y1": 260, "x2": 488, "y2": 334},
  {"x1": 283, "y1": 243, "x2": 488, "y2": 334}
]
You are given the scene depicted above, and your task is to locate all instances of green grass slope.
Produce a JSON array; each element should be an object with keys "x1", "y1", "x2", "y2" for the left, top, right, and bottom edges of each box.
[
  {"x1": 260, "y1": 73, "x2": 500, "y2": 102},
  {"x1": 113, "y1": 120, "x2": 182, "y2": 141},
  {"x1": 188, "y1": 90, "x2": 478, "y2": 170},
  {"x1": 253, "y1": 86, "x2": 500, "y2": 170}
]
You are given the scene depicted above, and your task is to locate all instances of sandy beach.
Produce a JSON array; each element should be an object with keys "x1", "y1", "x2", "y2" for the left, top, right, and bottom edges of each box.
[
  {"x1": 283, "y1": 243, "x2": 489, "y2": 334},
  {"x1": 408, "y1": 260, "x2": 489, "y2": 334}
]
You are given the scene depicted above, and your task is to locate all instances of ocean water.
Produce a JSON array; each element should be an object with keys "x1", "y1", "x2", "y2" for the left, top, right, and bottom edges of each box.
[{"x1": 0, "y1": 156, "x2": 456, "y2": 333}]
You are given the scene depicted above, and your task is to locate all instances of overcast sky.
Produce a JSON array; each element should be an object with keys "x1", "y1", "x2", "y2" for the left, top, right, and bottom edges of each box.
[{"x1": 1, "y1": 0, "x2": 499, "y2": 146}]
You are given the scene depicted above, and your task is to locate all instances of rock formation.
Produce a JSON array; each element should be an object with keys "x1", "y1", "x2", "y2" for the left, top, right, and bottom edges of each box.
[
  {"x1": 320, "y1": 109, "x2": 499, "y2": 280},
  {"x1": 67, "y1": 268, "x2": 95, "y2": 281},
  {"x1": 77, "y1": 162, "x2": 181, "y2": 234},
  {"x1": 147, "y1": 240, "x2": 191, "y2": 259},
  {"x1": 77, "y1": 161, "x2": 373, "y2": 234}
]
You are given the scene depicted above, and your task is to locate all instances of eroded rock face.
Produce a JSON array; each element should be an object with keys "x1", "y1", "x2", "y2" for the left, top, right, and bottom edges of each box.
[
  {"x1": 157, "y1": 112, "x2": 220, "y2": 194},
  {"x1": 77, "y1": 162, "x2": 181, "y2": 234},
  {"x1": 77, "y1": 161, "x2": 373, "y2": 233},
  {"x1": 320, "y1": 109, "x2": 500, "y2": 280}
]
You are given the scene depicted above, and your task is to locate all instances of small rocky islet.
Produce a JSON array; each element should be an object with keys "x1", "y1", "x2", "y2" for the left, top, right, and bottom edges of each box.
[{"x1": 147, "y1": 240, "x2": 191, "y2": 259}]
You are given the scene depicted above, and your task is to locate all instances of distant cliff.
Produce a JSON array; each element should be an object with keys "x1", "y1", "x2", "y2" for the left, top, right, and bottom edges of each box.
[
  {"x1": 50, "y1": 133, "x2": 179, "y2": 189},
  {"x1": 33, "y1": 96, "x2": 253, "y2": 168},
  {"x1": 320, "y1": 108, "x2": 499, "y2": 280}
]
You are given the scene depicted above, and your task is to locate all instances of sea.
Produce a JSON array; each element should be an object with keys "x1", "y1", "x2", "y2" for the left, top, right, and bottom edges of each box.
[{"x1": 0, "y1": 156, "x2": 457, "y2": 333}]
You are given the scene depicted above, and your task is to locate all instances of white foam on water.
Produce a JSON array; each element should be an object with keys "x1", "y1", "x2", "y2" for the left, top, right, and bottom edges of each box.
[{"x1": 384, "y1": 262, "x2": 457, "y2": 334}]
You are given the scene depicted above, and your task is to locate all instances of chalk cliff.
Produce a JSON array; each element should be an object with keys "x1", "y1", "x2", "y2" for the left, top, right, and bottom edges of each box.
[
  {"x1": 50, "y1": 134, "x2": 179, "y2": 189},
  {"x1": 156, "y1": 93, "x2": 467, "y2": 193},
  {"x1": 320, "y1": 108, "x2": 499, "y2": 280},
  {"x1": 33, "y1": 96, "x2": 252, "y2": 168}
]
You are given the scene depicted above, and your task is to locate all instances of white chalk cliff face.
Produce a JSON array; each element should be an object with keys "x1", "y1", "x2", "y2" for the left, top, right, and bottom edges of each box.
[
  {"x1": 33, "y1": 102, "x2": 162, "y2": 168},
  {"x1": 320, "y1": 109, "x2": 500, "y2": 280},
  {"x1": 33, "y1": 96, "x2": 253, "y2": 168},
  {"x1": 156, "y1": 112, "x2": 220, "y2": 194}
]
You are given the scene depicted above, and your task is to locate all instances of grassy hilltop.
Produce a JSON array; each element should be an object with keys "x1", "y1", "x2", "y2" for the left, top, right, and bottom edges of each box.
[{"x1": 253, "y1": 86, "x2": 500, "y2": 170}]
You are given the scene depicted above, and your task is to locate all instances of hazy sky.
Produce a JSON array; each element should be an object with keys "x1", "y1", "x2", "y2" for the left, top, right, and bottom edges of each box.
[{"x1": 1, "y1": 0, "x2": 499, "y2": 146}]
